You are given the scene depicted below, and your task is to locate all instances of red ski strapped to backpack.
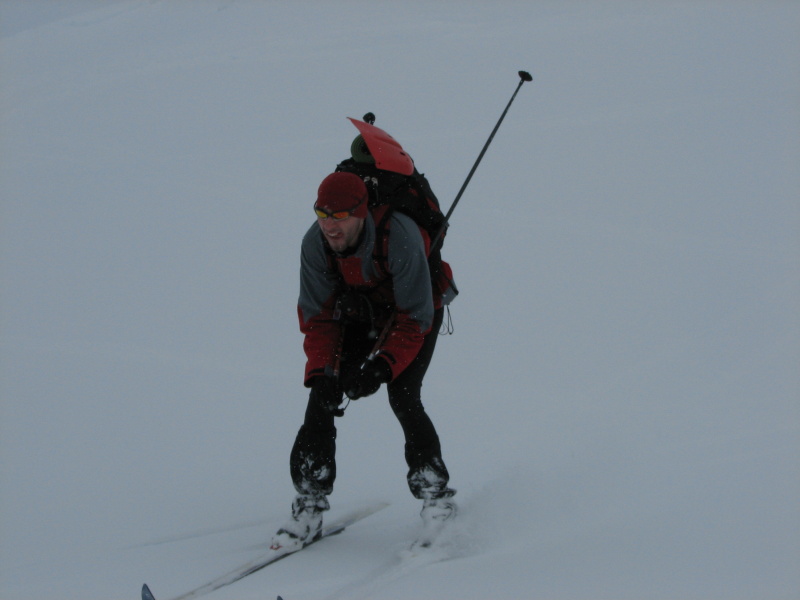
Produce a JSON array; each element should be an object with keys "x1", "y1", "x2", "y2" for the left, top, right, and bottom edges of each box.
[{"x1": 347, "y1": 117, "x2": 414, "y2": 176}]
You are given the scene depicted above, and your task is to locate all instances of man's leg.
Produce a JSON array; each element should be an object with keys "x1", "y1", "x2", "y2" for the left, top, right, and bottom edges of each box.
[
  {"x1": 387, "y1": 308, "x2": 453, "y2": 499},
  {"x1": 290, "y1": 385, "x2": 337, "y2": 497},
  {"x1": 272, "y1": 386, "x2": 337, "y2": 551}
]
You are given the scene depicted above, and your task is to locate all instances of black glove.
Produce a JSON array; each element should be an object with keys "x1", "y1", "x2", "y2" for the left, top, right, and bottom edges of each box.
[
  {"x1": 343, "y1": 358, "x2": 392, "y2": 400},
  {"x1": 311, "y1": 375, "x2": 344, "y2": 416}
]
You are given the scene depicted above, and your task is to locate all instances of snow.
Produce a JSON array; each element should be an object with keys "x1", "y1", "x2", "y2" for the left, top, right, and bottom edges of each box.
[{"x1": 1, "y1": 1, "x2": 798, "y2": 599}]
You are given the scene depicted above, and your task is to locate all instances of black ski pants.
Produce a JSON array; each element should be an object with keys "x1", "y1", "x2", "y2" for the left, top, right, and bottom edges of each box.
[{"x1": 290, "y1": 307, "x2": 450, "y2": 499}]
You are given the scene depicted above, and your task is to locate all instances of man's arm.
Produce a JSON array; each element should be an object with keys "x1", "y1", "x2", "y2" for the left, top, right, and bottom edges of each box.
[
  {"x1": 375, "y1": 213, "x2": 434, "y2": 379},
  {"x1": 298, "y1": 224, "x2": 342, "y2": 386}
]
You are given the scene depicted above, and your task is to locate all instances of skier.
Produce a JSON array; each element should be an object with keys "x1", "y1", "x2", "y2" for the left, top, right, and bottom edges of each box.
[{"x1": 271, "y1": 171, "x2": 457, "y2": 551}]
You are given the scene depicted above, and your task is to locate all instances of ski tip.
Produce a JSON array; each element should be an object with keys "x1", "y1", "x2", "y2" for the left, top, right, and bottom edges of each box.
[{"x1": 142, "y1": 583, "x2": 157, "y2": 600}]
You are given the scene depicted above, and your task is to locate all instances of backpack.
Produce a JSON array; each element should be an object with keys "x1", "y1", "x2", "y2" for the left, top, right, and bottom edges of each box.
[
  {"x1": 336, "y1": 157, "x2": 446, "y2": 247},
  {"x1": 334, "y1": 115, "x2": 454, "y2": 297},
  {"x1": 336, "y1": 114, "x2": 447, "y2": 247}
]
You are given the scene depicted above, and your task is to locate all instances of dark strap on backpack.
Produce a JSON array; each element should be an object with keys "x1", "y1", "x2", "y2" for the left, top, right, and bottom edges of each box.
[{"x1": 371, "y1": 206, "x2": 393, "y2": 280}]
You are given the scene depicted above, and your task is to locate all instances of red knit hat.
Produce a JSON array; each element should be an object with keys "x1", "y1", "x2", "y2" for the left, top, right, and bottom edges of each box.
[{"x1": 315, "y1": 172, "x2": 368, "y2": 219}]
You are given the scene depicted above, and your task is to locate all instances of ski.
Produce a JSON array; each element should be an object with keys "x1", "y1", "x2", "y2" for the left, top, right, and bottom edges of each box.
[{"x1": 141, "y1": 502, "x2": 389, "y2": 600}]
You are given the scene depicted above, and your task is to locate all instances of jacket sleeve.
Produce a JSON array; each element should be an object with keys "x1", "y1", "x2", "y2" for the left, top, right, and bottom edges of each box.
[
  {"x1": 377, "y1": 214, "x2": 435, "y2": 379},
  {"x1": 298, "y1": 224, "x2": 342, "y2": 386}
]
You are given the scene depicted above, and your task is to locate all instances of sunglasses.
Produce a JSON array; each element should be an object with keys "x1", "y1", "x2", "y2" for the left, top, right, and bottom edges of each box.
[
  {"x1": 314, "y1": 207, "x2": 354, "y2": 220},
  {"x1": 314, "y1": 197, "x2": 365, "y2": 221}
]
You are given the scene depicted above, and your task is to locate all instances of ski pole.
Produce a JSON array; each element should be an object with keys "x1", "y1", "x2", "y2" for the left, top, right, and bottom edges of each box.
[
  {"x1": 429, "y1": 70, "x2": 532, "y2": 253},
  {"x1": 347, "y1": 71, "x2": 532, "y2": 398},
  {"x1": 362, "y1": 314, "x2": 394, "y2": 368}
]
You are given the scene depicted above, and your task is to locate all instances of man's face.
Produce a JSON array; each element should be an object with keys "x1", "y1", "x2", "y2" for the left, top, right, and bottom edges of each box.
[{"x1": 318, "y1": 214, "x2": 364, "y2": 253}]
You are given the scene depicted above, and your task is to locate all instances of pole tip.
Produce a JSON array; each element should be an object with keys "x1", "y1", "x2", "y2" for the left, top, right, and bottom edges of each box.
[{"x1": 518, "y1": 70, "x2": 533, "y2": 82}]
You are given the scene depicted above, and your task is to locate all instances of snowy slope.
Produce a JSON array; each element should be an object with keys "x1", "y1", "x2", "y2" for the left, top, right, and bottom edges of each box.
[{"x1": 1, "y1": 1, "x2": 798, "y2": 599}]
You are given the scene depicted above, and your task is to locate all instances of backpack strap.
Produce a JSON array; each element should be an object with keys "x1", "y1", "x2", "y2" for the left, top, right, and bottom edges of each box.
[
  {"x1": 371, "y1": 205, "x2": 394, "y2": 280},
  {"x1": 371, "y1": 206, "x2": 450, "y2": 299}
]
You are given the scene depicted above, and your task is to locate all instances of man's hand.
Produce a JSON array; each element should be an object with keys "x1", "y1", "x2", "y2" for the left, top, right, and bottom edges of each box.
[{"x1": 343, "y1": 358, "x2": 392, "y2": 400}]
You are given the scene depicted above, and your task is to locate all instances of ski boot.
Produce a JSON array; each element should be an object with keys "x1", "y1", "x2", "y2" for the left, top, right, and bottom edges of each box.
[
  {"x1": 270, "y1": 494, "x2": 329, "y2": 552},
  {"x1": 415, "y1": 488, "x2": 457, "y2": 549}
]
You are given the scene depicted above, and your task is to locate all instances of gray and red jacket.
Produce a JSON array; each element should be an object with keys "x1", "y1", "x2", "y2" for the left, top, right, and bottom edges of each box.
[{"x1": 298, "y1": 207, "x2": 456, "y2": 386}]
